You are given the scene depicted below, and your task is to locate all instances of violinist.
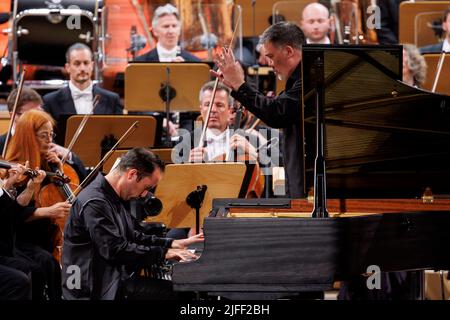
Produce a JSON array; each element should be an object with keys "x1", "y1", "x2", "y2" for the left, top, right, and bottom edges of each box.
[
  {"x1": 0, "y1": 87, "x2": 87, "y2": 180},
  {"x1": 213, "y1": 22, "x2": 305, "y2": 198},
  {"x1": 5, "y1": 109, "x2": 75, "y2": 300},
  {"x1": 62, "y1": 148, "x2": 203, "y2": 300},
  {"x1": 0, "y1": 162, "x2": 53, "y2": 300}
]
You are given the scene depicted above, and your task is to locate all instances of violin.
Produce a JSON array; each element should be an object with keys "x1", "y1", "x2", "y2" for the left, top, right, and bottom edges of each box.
[{"x1": 0, "y1": 159, "x2": 70, "y2": 184}]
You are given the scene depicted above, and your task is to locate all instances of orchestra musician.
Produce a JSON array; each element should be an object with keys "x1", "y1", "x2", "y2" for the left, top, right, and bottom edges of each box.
[
  {"x1": 213, "y1": 22, "x2": 305, "y2": 198},
  {"x1": 4, "y1": 109, "x2": 76, "y2": 300},
  {"x1": 300, "y1": 2, "x2": 333, "y2": 45},
  {"x1": 133, "y1": 4, "x2": 201, "y2": 63},
  {"x1": 62, "y1": 147, "x2": 203, "y2": 300},
  {"x1": 419, "y1": 9, "x2": 450, "y2": 54},
  {"x1": 0, "y1": 163, "x2": 46, "y2": 300},
  {"x1": 42, "y1": 43, "x2": 124, "y2": 125},
  {"x1": 402, "y1": 43, "x2": 427, "y2": 88},
  {"x1": 0, "y1": 87, "x2": 87, "y2": 180}
]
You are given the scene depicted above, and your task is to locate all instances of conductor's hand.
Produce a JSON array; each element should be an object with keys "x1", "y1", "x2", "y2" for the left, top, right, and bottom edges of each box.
[
  {"x1": 172, "y1": 232, "x2": 204, "y2": 249},
  {"x1": 211, "y1": 47, "x2": 245, "y2": 91},
  {"x1": 189, "y1": 147, "x2": 207, "y2": 163},
  {"x1": 165, "y1": 248, "x2": 198, "y2": 262}
]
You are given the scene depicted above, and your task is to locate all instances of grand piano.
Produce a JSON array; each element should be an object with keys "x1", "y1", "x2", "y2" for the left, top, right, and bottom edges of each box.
[{"x1": 171, "y1": 45, "x2": 450, "y2": 298}]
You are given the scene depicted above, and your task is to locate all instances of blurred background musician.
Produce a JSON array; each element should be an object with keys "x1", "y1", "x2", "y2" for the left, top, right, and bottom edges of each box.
[
  {"x1": 300, "y1": 2, "x2": 333, "y2": 45},
  {"x1": 402, "y1": 43, "x2": 428, "y2": 88},
  {"x1": 134, "y1": 4, "x2": 201, "y2": 63},
  {"x1": 420, "y1": 9, "x2": 450, "y2": 54},
  {"x1": 42, "y1": 43, "x2": 123, "y2": 125}
]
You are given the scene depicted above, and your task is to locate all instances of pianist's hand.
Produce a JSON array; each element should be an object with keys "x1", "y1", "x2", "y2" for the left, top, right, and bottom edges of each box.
[
  {"x1": 166, "y1": 248, "x2": 198, "y2": 262},
  {"x1": 172, "y1": 233, "x2": 204, "y2": 249}
]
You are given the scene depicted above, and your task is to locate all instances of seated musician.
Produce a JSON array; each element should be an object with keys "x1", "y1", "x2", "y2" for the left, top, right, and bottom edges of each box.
[
  {"x1": 133, "y1": 4, "x2": 200, "y2": 63},
  {"x1": 173, "y1": 81, "x2": 261, "y2": 164},
  {"x1": 62, "y1": 147, "x2": 203, "y2": 300},
  {"x1": 300, "y1": 2, "x2": 333, "y2": 45},
  {"x1": 0, "y1": 87, "x2": 87, "y2": 180},
  {"x1": 402, "y1": 43, "x2": 427, "y2": 88},
  {"x1": 5, "y1": 109, "x2": 77, "y2": 300},
  {"x1": 42, "y1": 43, "x2": 123, "y2": 125},
  {"x1": 419, "y1": 9, "x2": 450, "y2": 54},
  {"x1": 0, "y1": 163, "x2": 45, "y2": 300}
]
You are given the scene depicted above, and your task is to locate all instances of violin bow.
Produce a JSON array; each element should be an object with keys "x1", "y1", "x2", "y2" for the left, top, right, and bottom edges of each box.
[
  {"x1": 61, "y1": 95, "x2": 101, "y2": 165},
  {"x1": 431, "y1": 50, "x2": 446, "y2": 93},
  {"x1": 2, "y1": 69, "x2": 26, "y2": 159},
  {"x1": 67, "y1": 121, "x2": 139, "y2": 202},
  {"x1": 197, "y1": 9, "x2": 242, "y2": 149}
]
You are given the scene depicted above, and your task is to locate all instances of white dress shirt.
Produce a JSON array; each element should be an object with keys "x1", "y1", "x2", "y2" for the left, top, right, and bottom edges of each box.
[
  {"x1": 442, "y1": 39, "x2": 450, "y2": 53},
  {"x1": 205, "y1": 128, "x2": 230, "y2": 161},
  {"x1": 156, "y1": 43, "x2": 180, "y2": 62},
  {"x1": 306, "y1": 37, "x2": 331, "y2": 45},
  {"x1": 69, "y1": 81, "x2": 93, "y2": 114}
]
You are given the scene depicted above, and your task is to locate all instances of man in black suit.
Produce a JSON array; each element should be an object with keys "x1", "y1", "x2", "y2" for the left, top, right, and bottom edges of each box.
[
  {"x1": 133, "y1": 4, "x2": 200, "y2": 63},
  {"x1": 420, "y1": 9, "x2": 450, "y2": 54},
  {"x1": 42, "y1": 43, "x2": 123, "y2": 125}
]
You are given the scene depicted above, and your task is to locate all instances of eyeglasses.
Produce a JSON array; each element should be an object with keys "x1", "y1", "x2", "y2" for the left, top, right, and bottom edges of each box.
[{"x1": 36, "y1": 132, "x2": 56, "y2": 140}]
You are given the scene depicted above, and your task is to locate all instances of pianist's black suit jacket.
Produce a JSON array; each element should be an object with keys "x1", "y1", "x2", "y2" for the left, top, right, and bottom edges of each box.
[{"x1": 42, "y1": 85, "x2": 123, "y2": 124}]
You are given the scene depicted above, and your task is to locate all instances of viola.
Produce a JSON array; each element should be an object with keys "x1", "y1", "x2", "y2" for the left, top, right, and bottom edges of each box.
[{"x1": 36, "y1": 162, "x2": 79, "y2": 263}]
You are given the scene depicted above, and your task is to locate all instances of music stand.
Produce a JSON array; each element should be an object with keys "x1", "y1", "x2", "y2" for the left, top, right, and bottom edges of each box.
[
  {"x1": 64, "y1": 115, "x2": 156, "y2": 168},
  {"x1": 399, "y1": 1, "x2": 450, "y2": 45},
  {"x1": 422, "y1": 54, "x2": 450, "y2": 96},
  {"x1": 125, "y1": 63, "x2": 210, "y2": 146},
  {"x1": 145, "y1": 163, "x2": 246, "y2": 232}
]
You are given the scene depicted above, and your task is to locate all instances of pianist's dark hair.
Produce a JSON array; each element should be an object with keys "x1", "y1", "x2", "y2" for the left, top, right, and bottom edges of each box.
[
  {"x1": 65, "y1": 42, "x2": 93, "y2": 63},
  {"x1": 259, "y1": 22, "x2": 306, "y2": 50},
  {"x1": 118, "y1": 147, "x2": 165, "y2": 181}
]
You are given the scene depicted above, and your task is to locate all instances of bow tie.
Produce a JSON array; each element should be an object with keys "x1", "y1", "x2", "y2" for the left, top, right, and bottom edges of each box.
[{"x1": 72, "y1": 90, "x2": 92, "y2": 100}]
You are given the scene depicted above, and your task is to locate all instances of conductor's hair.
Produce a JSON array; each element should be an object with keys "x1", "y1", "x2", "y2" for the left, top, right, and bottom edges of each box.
[
  {"x1": 259, "y1": 22, "x2": 306, "y2": 50},
  {"x1": 65, "y1": 42, "x2": 93, "y2": 63},
  {"x1": 199, "y1": 81, "x2": 234, "y2": 106},
  {"x1": 118, "y1": 147, "x2": 165, "y2": 181}
]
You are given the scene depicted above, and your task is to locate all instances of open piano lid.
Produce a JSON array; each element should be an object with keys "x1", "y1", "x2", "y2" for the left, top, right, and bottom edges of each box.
[{"x1": 302, "y1": 45, "x2": 450, "y2": 198}]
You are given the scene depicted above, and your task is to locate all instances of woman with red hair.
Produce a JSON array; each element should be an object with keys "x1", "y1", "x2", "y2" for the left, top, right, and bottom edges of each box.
[{"x1": 4, "y1": 109, "x2": 70, "y2": 300}]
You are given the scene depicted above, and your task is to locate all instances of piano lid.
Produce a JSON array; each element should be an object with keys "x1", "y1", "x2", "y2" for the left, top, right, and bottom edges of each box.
[{"x1": 302, "y1": 45, "x2": 450, "y2": 198}]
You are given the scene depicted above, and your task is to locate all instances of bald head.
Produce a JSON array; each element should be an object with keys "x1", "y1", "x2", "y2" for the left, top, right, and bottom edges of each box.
[{"x1": 301, "y1": 3, "x2": 331, "y2": 44}]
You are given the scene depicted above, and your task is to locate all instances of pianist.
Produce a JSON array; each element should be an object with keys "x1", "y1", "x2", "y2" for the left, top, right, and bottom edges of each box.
[{"x1": 62, "y1": 148, "x2": 203, "y2": 300}]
